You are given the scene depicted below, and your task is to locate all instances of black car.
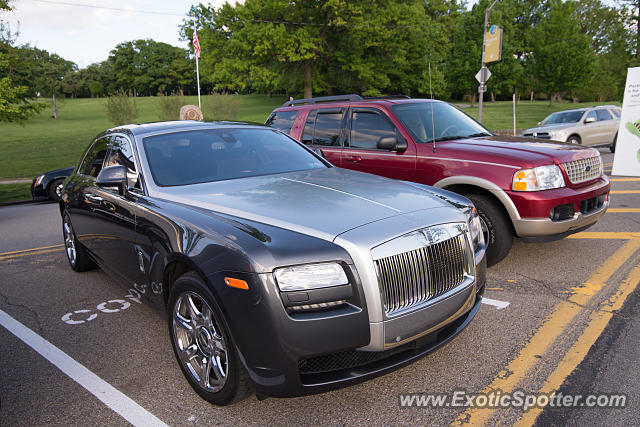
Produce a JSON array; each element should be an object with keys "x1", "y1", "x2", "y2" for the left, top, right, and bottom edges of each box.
[
  {"x1": 32, "y1": 166, "x2": 74, "y2": 201},
  {"x1": 60, "y1": 121, "x2": 486, "y2": 405}
]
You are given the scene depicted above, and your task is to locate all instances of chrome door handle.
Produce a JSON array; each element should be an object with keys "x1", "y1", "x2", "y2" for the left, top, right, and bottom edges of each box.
[{"x1": 85, "y1": 194, "x2": 103, "y2": 203}]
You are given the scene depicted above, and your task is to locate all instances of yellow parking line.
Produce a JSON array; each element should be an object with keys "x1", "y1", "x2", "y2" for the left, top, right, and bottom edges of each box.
[
  {"x1": 567, "y1": 232, "x2": 640, "y2": 240},
  {"x1": 610, "y1": 178, "x2": 640, "y2": 182},
  {"x1": 0, "y1": 244, "x2": 64, "y2": 256},
  {"x1": 0, "y1": 247, "x2": 63, "y2": 261},
  {"x1": 611, "y1": 190, "x2": 640, "y2": 194},
  {"x1": 515, "y1": 261, "x2": 640, "y2": 426},
  {"x1": 608, "y1": 208, "x2": 640, "y2": 213},
  {"x1": 451, "y1": 239, "x2": 640, "y2": 426}
]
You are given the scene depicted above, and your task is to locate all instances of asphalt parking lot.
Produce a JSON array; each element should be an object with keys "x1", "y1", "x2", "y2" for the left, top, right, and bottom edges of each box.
[{"x1": 1, "y1": 148, "x2": 639, "y2": 426}]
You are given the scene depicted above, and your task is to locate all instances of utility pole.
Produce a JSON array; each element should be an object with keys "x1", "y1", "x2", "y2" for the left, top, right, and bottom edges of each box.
[{"x1": 478, "y1": 0, "x2": 499, "y2": 123}]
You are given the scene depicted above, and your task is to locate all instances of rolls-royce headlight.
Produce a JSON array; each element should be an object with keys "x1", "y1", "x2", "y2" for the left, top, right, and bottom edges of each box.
[
  {"x1": 274, "y1": 262, "x2": 348, "y2": 291},
  {"x1": 512, "y1": 165, "x2": 565, "y2": 191},
  {"x1": 469, "y1": 207, "x2": 484, "y2": 249}
]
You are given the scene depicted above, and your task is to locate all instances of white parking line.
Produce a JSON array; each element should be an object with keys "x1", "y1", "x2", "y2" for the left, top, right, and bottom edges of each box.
[
  {"x1": 0, "y1": 308, "x2": 168, "y2": 427},
  {"x1": 481, "y1": 298, "x2": 510, "y2": 310}
]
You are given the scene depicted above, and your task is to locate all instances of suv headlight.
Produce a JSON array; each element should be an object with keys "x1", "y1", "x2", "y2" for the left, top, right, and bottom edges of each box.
[
  {"x1": 34, "y1": 174, "x2": 45, "y2": 187},
  {"x1": 469, "y1": 207, "x2": 484, "y2": 250},
  {"x1": 274, "y1": 262, "x2": 348, "y2": 291},
  {"x1": 512, "y1": 165, "x2": 565, "y2": 191}
]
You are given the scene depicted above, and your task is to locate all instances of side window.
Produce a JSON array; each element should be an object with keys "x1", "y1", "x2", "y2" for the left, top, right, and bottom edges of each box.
[
  {"x1": 611, "y1": 108, "x2": 621, "y2": 118},
  {"x1": 585, "y1": 111, "x2": 597, "y2": 122},
  {"x1": 81, "y1": 138, "x2": 109, "y2": 178},
  {"x1": 265, "y1": 111, "x2": 298, "y2": 133},
  {"x1": 301, "y1": 110, "x2": 317, "y2": 144},
  {"x1": 105, "y1": 135, "x2": 140, "y2": 189},
  {"x1": 596, "y1": 109, "x2": 612, "y2": 121},
  {"x1": 312, "y1": 110, "x2": 343, "y2": 146},
  {"x1": 349, "y1": 110, "x2": 396, "y2": 150}
]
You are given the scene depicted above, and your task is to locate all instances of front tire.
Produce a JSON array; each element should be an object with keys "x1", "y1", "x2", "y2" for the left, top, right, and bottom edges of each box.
[
  {"x1": 168, "y1": 272, "x2": 251, "y2": 405},
  {"x1": 48, "y1": 179, "x2": 65, "y2": 202},
  {"x1": 466, "y1": 194, "x2": 513, "y2": 267},
  {"x1": 62, "y1": 212, "x2": 96, "y2": 272},
  {"x1": 567, "y1": 135, "x2": 581, "y2": 145}
]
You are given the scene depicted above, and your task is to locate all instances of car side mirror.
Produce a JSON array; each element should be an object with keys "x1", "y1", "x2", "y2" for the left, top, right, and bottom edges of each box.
[
  {"x1": 584, "y1": 117, "x2": 595, "y2": 124},
  {"x1": 537, "y1": 121, "x2": 542, "y2": 126},
  {"x1": 377, "y1": 136, "x2": 407, "y2": 152},
  {"x1": 97, "y1": 165, "x2": 128, "y2": 196}
]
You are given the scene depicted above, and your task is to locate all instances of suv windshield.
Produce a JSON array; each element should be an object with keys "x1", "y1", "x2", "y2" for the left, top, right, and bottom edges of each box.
[
  {"x1": 143, "y1": 128, "x2": 327, "y2": 186},
  {"x1": 541, "y1": 110, "x2": 584, "y2": 125},
  {"x1": 390, "y1": 102, "x2": 491, "y2": 143}
]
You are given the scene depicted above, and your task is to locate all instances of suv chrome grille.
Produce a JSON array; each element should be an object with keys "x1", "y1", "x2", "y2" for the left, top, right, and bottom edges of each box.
[
  {"x1": 374, "y1": 231, "x2": 469, "y2": 316},
  {"x1": 562, "y1": 156, "x2": 602, "y2": 184}
]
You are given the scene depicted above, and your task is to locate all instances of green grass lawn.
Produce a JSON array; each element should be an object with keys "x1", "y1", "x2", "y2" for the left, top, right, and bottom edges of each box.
[
  {"x1": 0, "y1": 94, "x2": 286, "y2": 181},
  {"x1": 0, "y1": 94, "x2": 620, "y2": 186},
  {"x1": 0, "y1": 183, "x2": 32, "y2": 203},
  {"x1": 463, "y1": 99, "x2": 621, "y2": 132}
]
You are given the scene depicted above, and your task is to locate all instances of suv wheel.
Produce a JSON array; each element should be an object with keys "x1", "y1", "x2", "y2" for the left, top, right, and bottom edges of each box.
[{"x1": 466, "y1": 194, "x2": 512, "y2": 266}]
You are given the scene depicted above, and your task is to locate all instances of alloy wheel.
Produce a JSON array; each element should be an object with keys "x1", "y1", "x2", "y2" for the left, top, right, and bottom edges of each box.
[
  {"x1": 172, "y1": 291, "x2": 228, "y2": 392},
  {"x1": 63, "y1": 218, "x2": 76, "y2": 266}
]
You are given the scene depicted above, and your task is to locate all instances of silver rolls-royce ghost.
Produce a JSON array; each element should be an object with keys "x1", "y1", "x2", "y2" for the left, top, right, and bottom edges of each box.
[{"x1": 59, "y1": 121, "x2": 486, "y2": 405}]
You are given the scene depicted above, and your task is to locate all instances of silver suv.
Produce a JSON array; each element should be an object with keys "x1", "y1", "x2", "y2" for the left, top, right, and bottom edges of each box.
[{"x1": 521, "y1": 105, "x2": 621, "y2": 152}]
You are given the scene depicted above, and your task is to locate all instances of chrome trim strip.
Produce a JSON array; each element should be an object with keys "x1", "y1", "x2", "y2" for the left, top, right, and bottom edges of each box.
[{"x1": 416, "y1": 156, "x2": 521, "y2": 170}]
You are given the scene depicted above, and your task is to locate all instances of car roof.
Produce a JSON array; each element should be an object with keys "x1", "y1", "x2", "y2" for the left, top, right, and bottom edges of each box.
[
  {"x1": 105, "y1": 120, "x2": 267, "y2": 138},
  {"x1": 274, "y1": 98, "x2": 442, "y2": 112}
]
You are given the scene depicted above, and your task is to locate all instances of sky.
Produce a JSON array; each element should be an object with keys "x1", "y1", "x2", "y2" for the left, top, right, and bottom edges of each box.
[{"x1": 3, "y1": 0, "x2": 232, "y2": 68}]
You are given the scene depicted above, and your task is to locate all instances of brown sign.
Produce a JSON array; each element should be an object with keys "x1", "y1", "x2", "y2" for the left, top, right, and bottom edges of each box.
[{"x1": 484, "y1": 25, "x2": 502, "y2": 63}]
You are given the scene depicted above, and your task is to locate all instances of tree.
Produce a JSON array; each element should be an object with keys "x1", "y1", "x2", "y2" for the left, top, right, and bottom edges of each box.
[
  {"x1": 0, "y1": 2, "x2": 45, "y2": 122},
  {"x1": 527, "y1": 0, "x2": 595, "y2": 104},
  {"x1": 185, "y1": 0, "x2": 457, "y2": 98}
]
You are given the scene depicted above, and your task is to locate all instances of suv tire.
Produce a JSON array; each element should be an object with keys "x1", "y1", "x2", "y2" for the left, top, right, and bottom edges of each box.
[{"x1": 466, "y1": 194, "x2": 512, "y2": 266}]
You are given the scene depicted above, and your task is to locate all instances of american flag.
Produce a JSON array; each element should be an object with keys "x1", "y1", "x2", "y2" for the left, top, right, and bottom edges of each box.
[{"x1": 193, "y1": 27, "x2": 201, "y2": 59}]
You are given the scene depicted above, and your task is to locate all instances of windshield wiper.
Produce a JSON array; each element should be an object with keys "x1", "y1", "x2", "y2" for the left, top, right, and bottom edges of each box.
[{"x1": 430, "y1": 132, "x2": 490, "y2": 142}]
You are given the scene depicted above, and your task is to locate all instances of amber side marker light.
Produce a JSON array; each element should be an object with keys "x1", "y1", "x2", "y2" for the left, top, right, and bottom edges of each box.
[{"x1": 225, "y1": 277, "x2": 249, "y2": 290}]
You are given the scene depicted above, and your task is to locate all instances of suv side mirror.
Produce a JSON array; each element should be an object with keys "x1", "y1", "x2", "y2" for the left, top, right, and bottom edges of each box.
[
  {"x1": 377, "y1": 136, "x2": 407, "y2": 152},
  {"x1": 584, "y1": 117, "x2": 596, "y2": 124},
  {"x1": 97, "y1": 165, "x2": 128, "y2": 196}
]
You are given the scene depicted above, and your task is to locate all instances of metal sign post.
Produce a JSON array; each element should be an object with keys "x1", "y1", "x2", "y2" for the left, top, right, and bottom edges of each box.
[{"x1": 478, "y1": 0, "x2": 500, "y2": 123}]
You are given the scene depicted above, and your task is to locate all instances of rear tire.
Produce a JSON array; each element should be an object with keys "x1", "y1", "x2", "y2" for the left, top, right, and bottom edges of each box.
[
  {"x1": 168, "y1": 272, "x2": 251, "y2": 405},
  {"x1": 466, "y1": 194, "x2": 512, "y2": 267},
  {"x1": 62, "y1": 212, "x2": 96, "y2": 272},
  {"x1": 610, "y1": 132, "x2": 617, "y2": 153}
]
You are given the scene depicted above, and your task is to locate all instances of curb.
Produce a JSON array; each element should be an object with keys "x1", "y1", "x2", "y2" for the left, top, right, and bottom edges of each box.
[{"x1": 0, "y1": 199, "x2": 39, "y2": 207}]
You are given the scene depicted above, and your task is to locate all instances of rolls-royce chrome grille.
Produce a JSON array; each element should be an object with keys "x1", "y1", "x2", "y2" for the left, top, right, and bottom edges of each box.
[
  {"x1": 562, "y1": 156, "x2": 602, "y2": 184},
  {"x1": 372, "y1": 223, "x2": 473, "y2": 316}
]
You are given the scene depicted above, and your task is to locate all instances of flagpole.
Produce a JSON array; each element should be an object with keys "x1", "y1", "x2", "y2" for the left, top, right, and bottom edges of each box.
[
  {"x1": 194, "y1": 25, "x2": 201, "y2": 110},
  {"x1": 196, "y1": 54, "x2": 201, "y2": 110}
]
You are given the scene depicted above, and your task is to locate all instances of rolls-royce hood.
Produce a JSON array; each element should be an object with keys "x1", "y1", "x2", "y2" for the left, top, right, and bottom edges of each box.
[{"x1": 155, "y1": 168, "x2": 464, "y2": 241}]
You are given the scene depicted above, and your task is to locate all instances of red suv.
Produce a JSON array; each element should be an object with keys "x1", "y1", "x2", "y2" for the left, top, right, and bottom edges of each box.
[{"x1": 266, "y1": 95, "x2": 610, "y2": 266}]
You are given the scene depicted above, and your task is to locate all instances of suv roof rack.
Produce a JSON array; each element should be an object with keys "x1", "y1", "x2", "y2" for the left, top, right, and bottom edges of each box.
[
  {"x1": 282, "y1": 94, "x2": 363, "y2": 107},
  {"x1": 363, "y1": 95, "x2": 411, "y2": 100}
]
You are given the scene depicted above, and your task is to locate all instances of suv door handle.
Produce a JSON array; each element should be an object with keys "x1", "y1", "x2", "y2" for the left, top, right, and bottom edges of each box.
[{"x1": 345, "y1": 156, "x2": 362, "y2": 163}]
